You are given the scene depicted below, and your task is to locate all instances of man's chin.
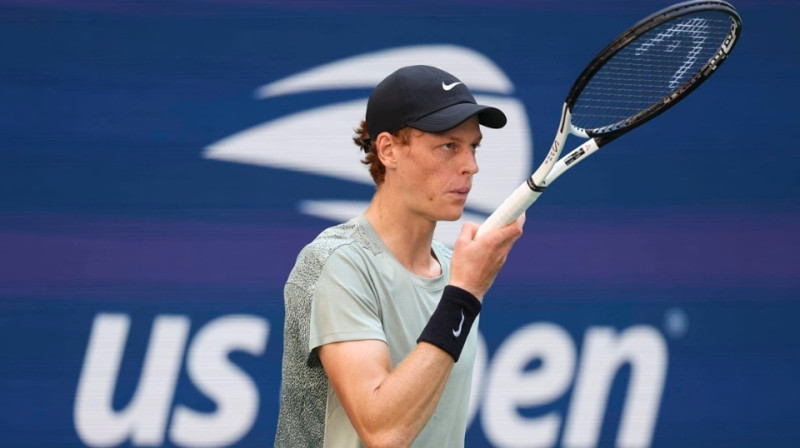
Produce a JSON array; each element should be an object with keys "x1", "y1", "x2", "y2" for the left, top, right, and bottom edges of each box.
[{"x1": 438, "y1": 209, "x2": 464, "y2": 222}]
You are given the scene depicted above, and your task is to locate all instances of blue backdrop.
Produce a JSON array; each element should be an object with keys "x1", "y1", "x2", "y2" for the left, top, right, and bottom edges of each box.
[{"x1": 1, "y1": 1, "x2": 799, "y2": 447}]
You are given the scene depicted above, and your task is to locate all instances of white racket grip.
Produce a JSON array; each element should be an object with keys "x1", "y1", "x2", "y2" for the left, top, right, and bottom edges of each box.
[{"x1": 476, "y1": 180, "x2": 541, "y2": 238}]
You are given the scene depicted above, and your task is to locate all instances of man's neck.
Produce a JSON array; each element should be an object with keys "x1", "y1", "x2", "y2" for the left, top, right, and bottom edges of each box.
[{"x1": 363, "y1": 193, "x2": 441, "y2": 278}]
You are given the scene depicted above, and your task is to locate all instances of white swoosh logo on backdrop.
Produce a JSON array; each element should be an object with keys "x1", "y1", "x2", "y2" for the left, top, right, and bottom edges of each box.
[{"x1": 203, "y1": 45, "x2": 532, "y2": 246}]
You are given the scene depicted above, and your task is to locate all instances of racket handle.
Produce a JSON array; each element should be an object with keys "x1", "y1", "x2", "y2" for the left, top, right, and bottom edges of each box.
[{"x1": 476, "y1": 180, "x2": 541, "y2": 238}]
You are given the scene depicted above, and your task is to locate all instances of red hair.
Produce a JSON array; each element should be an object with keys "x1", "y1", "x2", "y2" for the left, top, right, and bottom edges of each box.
[{"x1": 353, "y1": 120, "x2": 413, "y2": 185}]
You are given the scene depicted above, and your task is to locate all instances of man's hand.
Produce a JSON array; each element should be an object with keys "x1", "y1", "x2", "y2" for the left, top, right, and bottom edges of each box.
[{"x1": 448, "y1": 213, "x2": 525, "y2": 301}]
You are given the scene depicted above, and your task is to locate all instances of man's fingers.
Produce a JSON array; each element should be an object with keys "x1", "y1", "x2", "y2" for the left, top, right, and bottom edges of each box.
[{"x1": 461, "y1": 221, "x2": 479, "y2": 238}]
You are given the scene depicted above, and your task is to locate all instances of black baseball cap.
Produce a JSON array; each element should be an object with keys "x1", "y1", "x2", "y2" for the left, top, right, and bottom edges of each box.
[{"x1": 366, "y1": 65, "x2": 507, "y2": 140}]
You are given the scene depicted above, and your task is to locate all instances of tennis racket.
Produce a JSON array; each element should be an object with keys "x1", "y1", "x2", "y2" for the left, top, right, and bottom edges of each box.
[{"x1": 477, "y1": 0, "x2": 742, "y2": 236}]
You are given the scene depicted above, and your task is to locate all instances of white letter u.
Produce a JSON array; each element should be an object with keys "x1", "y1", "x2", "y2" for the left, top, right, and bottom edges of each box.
[{"x1": 74, "y1": 313, "x2": 189, "y2": 447}]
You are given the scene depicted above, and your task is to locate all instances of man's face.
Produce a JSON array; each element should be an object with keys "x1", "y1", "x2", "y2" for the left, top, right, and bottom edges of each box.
[{"x1": 392, "y1": 116, "x2": 482, "y2": 223}]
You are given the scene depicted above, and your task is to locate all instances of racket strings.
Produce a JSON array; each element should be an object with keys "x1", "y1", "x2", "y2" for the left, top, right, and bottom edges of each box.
[{"x1": 572, "y1": 11, "x2": 735, "y2": 133}]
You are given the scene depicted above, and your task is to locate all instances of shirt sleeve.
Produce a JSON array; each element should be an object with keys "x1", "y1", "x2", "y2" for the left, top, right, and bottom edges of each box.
[{"x1": 308, "y1": 245, "x2": 386, "y2": 356}]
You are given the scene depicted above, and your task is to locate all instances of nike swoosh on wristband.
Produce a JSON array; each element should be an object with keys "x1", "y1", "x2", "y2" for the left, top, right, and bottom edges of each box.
[
  {"x1": 452, "y1": 310, "x2": 466, "y2": 338},
  {"x1": 442, "y1": 81, "x2": 463, "y2": 91}
]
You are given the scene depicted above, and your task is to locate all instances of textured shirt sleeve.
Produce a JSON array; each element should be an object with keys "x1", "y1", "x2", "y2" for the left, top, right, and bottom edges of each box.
[{"x1": 309, "y1": 245, "x2": 386, "y2": 353}]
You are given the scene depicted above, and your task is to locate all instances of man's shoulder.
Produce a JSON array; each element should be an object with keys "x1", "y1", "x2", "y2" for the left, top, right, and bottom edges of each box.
[
  {"x1": 288, "y1": 218, "x2": 381, "y2": 284},
  {"x1": 302, "y1": 217, "x2": 381, "y2": 259}
]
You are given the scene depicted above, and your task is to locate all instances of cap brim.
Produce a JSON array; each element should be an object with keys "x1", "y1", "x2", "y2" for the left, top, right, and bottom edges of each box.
[{"x1": 408, "y1": 103, "x2": 507, "y2": 133}]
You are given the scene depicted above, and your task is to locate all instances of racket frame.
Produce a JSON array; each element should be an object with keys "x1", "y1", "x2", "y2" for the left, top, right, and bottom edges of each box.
[{"x1": 476, "y1": 0, "x2": 742, "y2": 237}]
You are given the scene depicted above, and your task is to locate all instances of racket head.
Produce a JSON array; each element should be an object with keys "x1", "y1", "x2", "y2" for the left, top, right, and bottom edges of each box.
[{"x1": 565, "y1": 0, "x2": 742, "y2": 143}]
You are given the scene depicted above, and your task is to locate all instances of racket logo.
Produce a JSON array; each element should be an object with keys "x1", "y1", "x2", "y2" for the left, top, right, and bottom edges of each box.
[
  {"x1": 564, "y1": 147, "x2": 586, "y2": 166},
  {"x1": 708, "y1": 25, "x2": 739, "y2": 72},
  {"x1": 720, "y1": 24, "x2": 738, "y2": 54},
  {"x1": 634, "y1": 18, "x2": 709, "y2": 90}
]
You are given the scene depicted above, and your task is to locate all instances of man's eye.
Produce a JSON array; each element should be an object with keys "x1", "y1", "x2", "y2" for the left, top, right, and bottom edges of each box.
[{"x1": 442, "y1": 143, "x2": 455, "y2": 151}]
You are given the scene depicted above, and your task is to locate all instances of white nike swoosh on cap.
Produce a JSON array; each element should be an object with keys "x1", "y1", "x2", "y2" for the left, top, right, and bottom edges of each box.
[{"x1": 442, "y1": 81, "x2": 463, "y2": 91}]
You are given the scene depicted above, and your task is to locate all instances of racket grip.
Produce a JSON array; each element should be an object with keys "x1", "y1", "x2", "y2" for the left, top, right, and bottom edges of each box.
[{"x1": 476, "y1": 180, "x2": 541, "y2": 238}]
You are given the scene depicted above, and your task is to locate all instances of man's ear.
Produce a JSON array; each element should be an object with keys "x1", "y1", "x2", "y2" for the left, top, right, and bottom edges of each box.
[{"x1": 375, "y1": 132, "x2": 398, "y2": 169}]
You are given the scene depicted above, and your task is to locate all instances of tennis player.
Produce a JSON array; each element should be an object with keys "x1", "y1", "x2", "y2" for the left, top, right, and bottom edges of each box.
[{"x1": 274, "y1": 65, "x2": 525, "y2": 448}]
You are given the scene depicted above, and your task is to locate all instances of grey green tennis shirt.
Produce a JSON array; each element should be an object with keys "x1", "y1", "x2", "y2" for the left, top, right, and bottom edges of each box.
[{"x1": 274, "y1": 215, "x2": 479, "y2": 447}]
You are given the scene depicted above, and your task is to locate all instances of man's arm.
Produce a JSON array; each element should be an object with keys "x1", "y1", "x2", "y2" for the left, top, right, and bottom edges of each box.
[
  {"x1": 319, "y1": 216, "x2": 524, "y2": 448},
  {"x1": 319, "y1": 339, "x2": 453, "y2": 448}
]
